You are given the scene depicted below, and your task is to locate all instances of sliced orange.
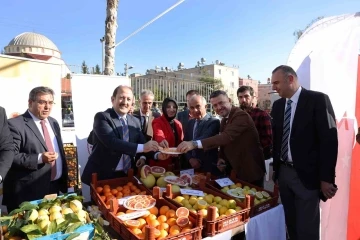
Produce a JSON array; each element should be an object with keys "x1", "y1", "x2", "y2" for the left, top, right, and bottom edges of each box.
[
  {"x1": 176, "y1": 207, "x2": 189, "y2": 218},
  {"x1": 176, "y1": 216, "x2": 189, "y2": 227},
  {"x1": 124, "y1": 219, "x2": 140, "y2": 229}
]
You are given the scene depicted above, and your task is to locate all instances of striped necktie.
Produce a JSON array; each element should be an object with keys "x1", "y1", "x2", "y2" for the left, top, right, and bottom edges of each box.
[
  {"x1": 40, "y1": 120, "x2": 57, "y2": 180},
  {"x1": 192, "y1": 120, "x2": 200, "y2": 157},
  {"x1": 120, "y1": 117, "x2": 132, "y2": 172},
  {"x1": 281, "y1": 100, "x2": 293, "y2": 162}
]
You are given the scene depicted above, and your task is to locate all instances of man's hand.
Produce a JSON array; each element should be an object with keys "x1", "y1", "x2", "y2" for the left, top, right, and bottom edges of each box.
[
  {"x1": 321, "y1": 181, "x2": 337, "y2": 199},
  {"x1": 157, "y1": 153, "x2": 170, "y2": 160},
  {"x1": 189, "y1": 158, "x2": 201, "y2": 169},
  {"x1": 136, "y1": 158, "x2": 146, "y2": 168},
  {"x1": 42, "y1": 152, "x2": 58, "y2": 164},
  {"x1": 159, "y1": 139, "x2": 169, "y2": 148},
  {"x1": 144, "y1": 141, "x2": 159, "y2": 152},
  {"x1": 217, "y1": 158, "x2": 226, "y2": 172},
  {"x1": 177, "y1": 141, "x2": 195, "y2": 153}
]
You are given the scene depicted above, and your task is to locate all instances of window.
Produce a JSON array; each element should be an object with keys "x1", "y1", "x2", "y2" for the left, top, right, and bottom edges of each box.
[
  {"x1": 231, "y1": 71, "x2": 234, "y2": 76},
  {"x1": 230, "y1": 82, "x2": 234, "y2": 88},
  {"x1": 218, "y1": 69, "x2": 221, "y2": 75},
  {"x1": 16, "y1": 47, "x2": 20, "y2": 52},
  {"x1": 29, "y1": 47, "x2": 32, "y2": 52}
]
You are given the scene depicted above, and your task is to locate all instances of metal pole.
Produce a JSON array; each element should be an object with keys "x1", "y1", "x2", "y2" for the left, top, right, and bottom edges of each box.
[{"x1": 100, "y1": 37, "x2": 105, "y2": 74}]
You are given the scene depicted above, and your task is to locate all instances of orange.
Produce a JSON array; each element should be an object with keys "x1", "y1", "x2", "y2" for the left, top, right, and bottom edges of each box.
[
  {"x1": 103, "y1": 184, "x2": 110, "y2": 189},
  {"x1": 116, "y1": 192, "x2": 123, "y2": 199},
  {"x1": 130, "y1": 192, "x2": 136, "y2": 196},
  {"x1": 148, "y1": 219, "x2": 160, "y2": 228},
  {"x1": 176, "y1": 207, "x2": 189, "y2": 218},
  {"x1": 169, "y1": 225, "x2": 181, "y2": 236},
  {"x1": 123, "y1": 193, "x2": 130, "y2": 197},
  {"x1": 124, "y1": 219, "x2": 140, "y2": 229},
  {"x1": 122, "y1": 188, "x2": 130, "y2": 195},
  {"x1": 134, "y1": 189, "x2": 141, "y2": 194},
  {"x1": 157, "y1": 229, "x2": 168, "y2": 239},
  {"x1": 111, "y1": 189, "x2": 118, "y2": 195},
  {"x1": 149, "y1": 206, "x2": 158, "y2": 216},
  {"x1": 127, "y1": 182, "x2": 134, "y2": 187},
  {"x1": 166, "y1": 209, "x2": 176, "y2": 219},
  {"x1": 138, "y1": 218, "x2": 146, "y2": 228},
  {"x1": 103, "y1": 188, "x2": 111, "y2": 194},
  {"x1": 100, "y1": 196, "x2": 106, "y2": 201},
  {"x1": 181, "y1": 227, "x2": 191, "y2": 233},
  {"x1": 157, "y1": 215, "x2": 167, "y2": 223},
  {"x1": 132, "y1": 228, "x2": 142, "y2": 236},
  {"x1": 166, "y1": 217, "x2": 177, "y2": 227},
  {"x1": 137, "y1": 232, "x2": 145, "y2": 239},
  {"x1": 176, "y1": 216, "x2": 189, "y2": 227},
  {"x1": 139, "y1": 191, "x2": 146, "y2": 195},
  {"x1": 130, "y1": 185, "x2": 137, "y2": 191},
  {"x1": 153, "y1": 229, "x2": 161, "y2": 238},
  {"x1": 146, "y1": 214, "x2": 157, "y2": 224},
  {"x1": 158, "y1": 222, "x2": 169, "y2": 231},
  {"x1": 95, "y1": 186, "x2": 103, "y2": 194},
  {"x1": 159, "y1": 206, "x2": 169, "y2": 215},
  {"x1": 116, "y1": 212, "x2": 125, "y2": 216},
  {"x1": 116, "y1": 186, "x2": 123, "y2": 191}
]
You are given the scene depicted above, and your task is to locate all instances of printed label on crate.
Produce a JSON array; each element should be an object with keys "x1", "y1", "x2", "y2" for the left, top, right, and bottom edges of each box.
[
  {"x1": 218, "y1": 215, "x2": 241, "y2": 231},
  {"x1": 215, "y1": 178, "x2": 234, "y2": 187},
  {"x1": 118, "y1": 210, "x2": 149, "y2": 221},
  {"x1": 117, "y1": 196, "x2": 133, "y2": 205},
  {"x1": 180, "y1": 169, "x2": 194, "y2": 176},
  {"x1": 180, "y1": 189, "x2": 204, "y2": 197}
]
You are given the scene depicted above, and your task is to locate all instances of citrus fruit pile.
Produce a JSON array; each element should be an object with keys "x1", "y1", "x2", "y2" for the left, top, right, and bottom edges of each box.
[
  {"x1": 173, "y1": 192, "x2": 243, "y2": 220},
  {"x1": 220, "y1": 183, "x2": 271, "y2": 205},
  {"x1": 95, "y1": 182, "x2": 147, "y2": 207},
  {"x1": 117, "y1": 206, "x2": 194, "y2": 239}
]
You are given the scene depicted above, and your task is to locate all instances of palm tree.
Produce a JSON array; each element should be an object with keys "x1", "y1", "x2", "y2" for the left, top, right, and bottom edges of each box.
[{"x1": 104, "y1": 0, "x2": 119, "y2": 75}]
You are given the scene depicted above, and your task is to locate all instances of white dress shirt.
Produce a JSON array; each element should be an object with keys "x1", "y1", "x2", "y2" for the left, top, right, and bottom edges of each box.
[
  {"x1": 284, "y1": 86, "x2": 302, "y2": 162},
  {"x1": 114, "y1": 113, "x2": 145, "y2": 171},
  {"x1": 28, "y1": 110, "x2": 63, "y2": 181}
]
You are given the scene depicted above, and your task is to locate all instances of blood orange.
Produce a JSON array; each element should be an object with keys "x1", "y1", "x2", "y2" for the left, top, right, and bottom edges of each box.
[
  {"x1": 180, "y1": 173, "x2": 192, "y2": 185},
  {"x1": 176, "y1": 216, "x2": 189, "y2": 227},
  {"x1": 176, "y1": 207, "x2": 189, "y2": 218},
  {"x1": 150, "y1": 166, "x2": 165, "y2": 178},
  {"x1": 140, "y1": 165, "x2": 151, "y2": 178}
]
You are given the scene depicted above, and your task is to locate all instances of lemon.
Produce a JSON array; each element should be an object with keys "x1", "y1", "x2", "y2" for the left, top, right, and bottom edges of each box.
[
  {"x1": 255, "y1": 192, "x2": 263, "y2": 200},
  {"x1": 225, "y1": 209, "x2": 236, "y2": 216},
  {"x1": 181, "y1": 199, "x2": 189, "y2": 206},
  {"x1": 56, "y1": 218, "x2": 65, "y2": 225},
  {"x1": 229, "y1": 184, "x2": 237, "y2": 189},
  {"x1": 37, "y1": 214, "x2": 49, "y2": 223},
  {"x1": 49, "y1": 205, "x2": 62, "y2": 214},
  {"x1": 228, "y1": 199, "x2": 237, "y2": 209},
  {"x1": 62, "y1": 208, "x2": 74, "y2": 215},
  {"x1": 38, "y1": 209, "x2": 49, "y2": 216},
  {"x1": 49, "y1": 211, "x2": 62, "y2": 221},
  {"x1": 214, "y1": 196, "x2": 222, "y2": 203},
  {"x1": 261, "y1": 191, "x2": 270, "y2": 199},
  {"x1": 198, "y1": 209, "x2": 208, "y2": 218},
  {"x1": 243, "y1": 186, "x2": 250, "y2": 191},
  {"x1": 193, "y1": 204, "x2": 198, "y2": 210},
  {"x1": 235, "y1": 206, "x2": 242, "y2": 212},
  {"x1": 38, "y1": 219, "x2": 50, "y2": 233},
  {"x1": 185, "y1": 203, "x2": 193, "y2": 209},
  {"x1": 175, "y1": 196, "x2": 185, "y2": 203},
  {"x1": 197, "y1": 199, "x2": 208, "y2": 210},
  {"x1": 219, "y1": 206, "x2": 228, "y2": 215},
  {"x1": 183, "y1": 194, "x2": 190, "y2": 200},
  {"x1": 70, "y1": 200, "x2": 83, "y2": 213},
  {"x1": 219, "y1": 199, "x2": 229, "y2": 208},
  {"x1": 254, "y1": 199, "x2": 260, "y2": 205},
  {"x1": 188, "y1": 198, "x2": 197, "y2": 205},
  {"x1": 204, "y1": 195, "x2": 213, "y2": 204},
  {"x1": 27, "y1": 209, "x2": 39, "y2": 222}
]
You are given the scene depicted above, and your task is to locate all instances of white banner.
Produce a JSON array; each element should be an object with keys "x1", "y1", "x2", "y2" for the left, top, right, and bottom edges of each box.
[
  {"x1": 287, "y1": 13, "x2": 360, "y2": 240},
  {"x1": 71, "y1": 74, "x2": 130, "y2": 201}
]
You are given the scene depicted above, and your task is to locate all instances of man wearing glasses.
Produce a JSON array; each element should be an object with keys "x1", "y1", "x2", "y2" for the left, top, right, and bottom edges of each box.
[{"x1": 4, "y1": 86, "x2": 68, "y2": 211}]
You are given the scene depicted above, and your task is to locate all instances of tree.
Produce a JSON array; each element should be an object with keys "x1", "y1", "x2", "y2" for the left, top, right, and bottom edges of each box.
[
  {"x1": 293, "y1": 16, "x2": 324, "y2": 42},
  {"x1": 104, "y1": 0, "x2": 119, "y2": 75},
  {"x1": 153, "y1": 87, "x2": 167, "y2": 102},
  {"x1": 94, "y1": 64, "x2": 101, "y2": 74},
  {"x1": 81, "y1": 61, "x2": 89, "y2": 74},
  {"x1": 197, "y1": 69, "x2": 224, "y2": 98}
]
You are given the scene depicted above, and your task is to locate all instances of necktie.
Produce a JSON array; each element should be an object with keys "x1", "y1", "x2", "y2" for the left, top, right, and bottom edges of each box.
[
  {"x1": 120, "y1": 117, "x2": 132, "y2": 172},
  {"x1": 281, "y1": 100, "x2": 293, "y2": 162},
  {"x1": 192, "y1": 120, "x2": 199, "y2": 157},
  {"x1": 143, "y1": 116, "x2": 148, "y2": 133},
  {"x1": 40, "y1": 120, "x2": 56, "y2": 180}
]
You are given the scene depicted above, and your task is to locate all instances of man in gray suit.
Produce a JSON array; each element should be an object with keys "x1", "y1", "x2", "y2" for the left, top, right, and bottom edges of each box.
[
  {"x1": 184, "y1": 95, "x2": 221, "y2": 176},
  {"x1": 176, "y1": 90, "x2": 199, "y2": 135}
]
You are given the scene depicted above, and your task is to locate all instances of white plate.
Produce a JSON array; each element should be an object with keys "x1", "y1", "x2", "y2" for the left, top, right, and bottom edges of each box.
[
  {"x1": 160, "y1": 147, "x2": 182, "y2": 155},
  {"x1": 123, "y1": 196, "x2": 156, "y2": 211},
  {"x1": 164, "y1": 176, "x2": 188, "y2": 187},
  {"x1": 227, "y1": 189, "x2": 245, "y2": 199}
]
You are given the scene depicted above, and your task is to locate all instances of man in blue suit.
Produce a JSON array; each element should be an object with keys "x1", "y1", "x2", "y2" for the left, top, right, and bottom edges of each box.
[
  {"x1": 184, "y1": 94, "x2": 221, "y2": 176},
  {"x1": 81, "y1": 86, "x2": 165, "y2": 185}
]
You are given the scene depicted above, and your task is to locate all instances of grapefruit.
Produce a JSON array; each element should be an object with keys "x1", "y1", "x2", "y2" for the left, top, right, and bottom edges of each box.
[
  {"x1": 124, "y1": 219, "x2": 141, "y2": 229},
  {"x1": 156, "y1": 176, "x2": 167, "y2": 187},
  {"x1": 176, "y1": 216, "x2": 189, "y2": 227},
  {"x1": 180, "y1": 173, "x2": 192, "y2": 185},
  {"x1": 140, "y1": 174, "x2": 156, "y2": 188},
  {"x1": 175, "y1": 207, "x2": 189, "y2": 218},
  {"x1": 140, "y1": 165, "x2": 151, "y2": 179},
  {"x1": 150, "y1": 166, "x2": 165, "y2": 178},
  {"x1": 164, "y1": 171, "x2": 175, "y2": 177}
]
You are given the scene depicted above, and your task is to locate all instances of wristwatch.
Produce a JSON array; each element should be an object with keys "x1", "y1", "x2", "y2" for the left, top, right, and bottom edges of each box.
[{"x1": 192, "y1": 141, "x2": 198, "y2": 149}]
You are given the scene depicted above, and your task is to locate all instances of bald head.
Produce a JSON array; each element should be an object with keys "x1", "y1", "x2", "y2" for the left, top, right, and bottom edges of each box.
[{"x1": 189, "y1": 95, "x2": 207, "y2": 120}]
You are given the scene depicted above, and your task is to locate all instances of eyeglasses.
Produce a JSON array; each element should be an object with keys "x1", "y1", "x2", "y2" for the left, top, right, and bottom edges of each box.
[{"x1": 37, "y1": 100, "x2": 55, "y2": 106}]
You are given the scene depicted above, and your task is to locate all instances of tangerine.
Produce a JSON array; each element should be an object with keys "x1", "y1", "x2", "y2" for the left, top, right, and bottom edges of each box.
[
  {"x1": 116, "y1": 186, "x2": 123, "y2": 191},
  {"x1": 169, "y1": 225, "x2": 181, "y2": 236},
  {"x1": 157, "y1": 215, "x2": 167, "y2": 223},
  {"x1": 123, "y1": 193, "x2": 130, "y2": 197},
  {"x1": 111, "y1": 189, "x2": 118, "y2": 195},
  {"x1": 148, "y1": 219, "x2": 160, "y2": 228},
  {"x1": 146, "y1": 214, "x2": 157, "y2": 224},
  {"x1": 157, "y1": 229, "x2": 168, "y2": 239},
  {"x1": 130, "y1": 185, "x2": 137, "y2": 191},
  {"x1": 127, "y1": 182, "x2": 134, "y2": 187},
  {"x1": 138, "y1": 218, "x2": 146, "y2": 228},
  {"x1": 95, "y1": 186, "x2": 103, "y2": 194},
  {"x1": 181, "y1": 227, "x2": 191, "y2": 233},
  {"x1": 166, "y1": 217, "x2": 177, "y2": 227},
  {"x1": 100, "y1": 196, "x2": 106, "y2": 201},
  {"x1": 134, "y1": 189, "x2": 141, "y2": 194},
  {"x1": 159, "y1": 206, "x2": 170, "y2": 215},
  {"x1": 139, "y1": 191, "x2": 146, "y2": 195},
  {"x1": 103, "y1": 188, "x2": 111, "y2": 194},
  {"x1": 149, "y1": 206, "x2": 159, "y2": 216},
  {"x1": 176, "y1": 207, "x2": 189, "y2": 218},
  {"x1": 130, "y1": 192, "x2": 136, "y2": 196},
  {"x1": 153, "y1": 228, "x2": 161, "y2": 238},
  {"x1": 116, "y1": 192, "x2": 123, "y2": 198},
  {"x1": 103, "y1": 184, "x2": 110, "y2": 189},
  {"x1": 122, "y1": 188, "x2": 130, "y2": 195},
  {"x1": 166, "y1": 209, "x2": 176, "y2": 219},
  {"x1": 158, "y1": 222, "x2": 169, "y2": 231},
  {"x1": 132, "y1": 228, "x2": 142, "y2": 236}
]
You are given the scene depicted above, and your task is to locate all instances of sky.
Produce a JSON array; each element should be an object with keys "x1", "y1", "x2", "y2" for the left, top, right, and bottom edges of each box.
[{"x1": 0, "y1": 0, "x2": 359, "y2": 83}]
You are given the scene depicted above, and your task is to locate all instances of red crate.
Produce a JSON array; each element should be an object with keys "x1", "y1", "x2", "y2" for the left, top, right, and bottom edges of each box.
[
  {"x1": 108, "y1": 187, "x2": 204, "y2": 240},
  {"x1": 90, "y1": 169, "x2": 152, "y2": 220},
  {"x1": 206, "y1": 170, "x2": 279, "y2": 217},
  {"x1": 163, "y1": 181, "x2": 250, "y2": 237}
]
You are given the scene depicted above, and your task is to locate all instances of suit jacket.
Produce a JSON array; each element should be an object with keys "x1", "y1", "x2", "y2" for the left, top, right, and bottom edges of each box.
[
  {"x1": 151, "y1": 115, "x2": 183, "y2": 168},
  {"x1": 0, "y1": 107, "x2": 14, "y2": 181},
  {"x1": 176, "y1": 110, "x2": 190, "y2": 135},
  {"x1": 184, "y1": 114, "x2": 222, "y2": 176},
  {"x1": 271, "y1": 88, "x2": 338, "y2": 189},
  {"x1": 133, "y1": 110, "x2": 161, "y2": 141},
  {"x1": 4, "y1": 111, "x2": 67, "y2": 208},
  {"x1": 81, "y1": 108, "x2": 147, "y2": 185},
  {"x1": 201, "y1": 107, "x2": 265, "y2": 183}
]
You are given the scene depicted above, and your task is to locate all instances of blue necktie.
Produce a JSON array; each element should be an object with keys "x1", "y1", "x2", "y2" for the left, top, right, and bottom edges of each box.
[
  {"x1": 120, "y1": 117, "x2": 132, "y2": 172},
  {"x1": 281, "y1": 100, "x2": 293, "y2": 162}
]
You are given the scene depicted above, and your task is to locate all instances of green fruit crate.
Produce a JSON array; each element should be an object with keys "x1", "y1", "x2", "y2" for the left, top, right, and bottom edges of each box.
[
  {"x1": 90, "y1": 169, "x2": 152, "y2": 221},
  {"x1": 108, "y1": 187, "x2": 204, "y2": 240},
  {"x1": 163, "y1": 181, "x2": 251, "y2": 237},
  {"x1": 205, "y1": 170, "x2": 279, "y2": 217}
]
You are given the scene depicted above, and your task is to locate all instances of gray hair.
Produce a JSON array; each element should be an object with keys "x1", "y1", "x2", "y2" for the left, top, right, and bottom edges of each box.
[
  {"x1": 190, "y1": 94, "x2": 207, "y2": 105},
  {"x1": 29, "y1": 86, "x2": 54, "y2": 101},
  {"x1": 272, "y1": 65, "x2": 298, "y2": 78},
  {"x1": 140, "y1": 89, "x2": 154, "y2": 99}
]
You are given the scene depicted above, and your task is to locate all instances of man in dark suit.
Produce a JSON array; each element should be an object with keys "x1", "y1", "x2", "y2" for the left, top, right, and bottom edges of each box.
[
  {"x1": 176, "y1": 90, "x2": 199, "y2": 134},
  {"x1": 184, "y1": 95, "x2": 221, "y2": 176},
  {"x1": 0, "y1": 107, "x2": 14, "y2": 184},
  {"x1": 133, "y1": 90, "x2": 161, "y2": 141},
  {"x1": 4, "y1": 87, "x2": 68, "y2": 211},
  {"x1": 81, "y1": 86, "x2": 164, "y2": 185},
  {"x1": 177, "y1": 90, "x2": 265, "y2": 187},
  {"x1": 271, "y1": 65, "x2": 338, "y2": 240}
]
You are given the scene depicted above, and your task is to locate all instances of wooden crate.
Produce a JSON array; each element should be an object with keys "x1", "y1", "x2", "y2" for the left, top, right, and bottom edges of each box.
[
  {"x1": 163, "y1": 181, "x2": 250, "y2": 237},
  {"x1": 90, "y1": 169, "x2": 152, "y2": 220},
  {"x1": 108, "y1": 187, "x2": 204, "y2": 240},
  {"x1": 205, "y1": 170, "x2": 279, "y2": 217}
]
